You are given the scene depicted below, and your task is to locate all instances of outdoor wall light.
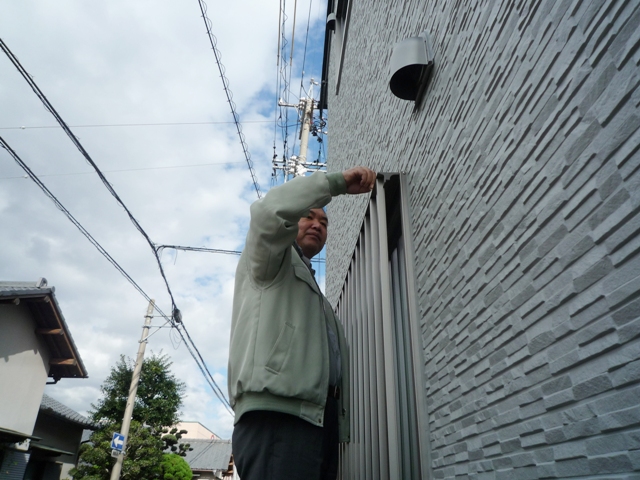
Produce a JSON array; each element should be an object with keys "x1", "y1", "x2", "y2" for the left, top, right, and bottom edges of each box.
[{"x1": 389, "y1": 31, "x2": 434, "y2": 105}]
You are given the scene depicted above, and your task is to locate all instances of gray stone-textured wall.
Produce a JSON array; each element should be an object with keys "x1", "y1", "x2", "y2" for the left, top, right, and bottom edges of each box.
[{"x1": 325, "y1": 1, "x2": 640, "y2": 478}]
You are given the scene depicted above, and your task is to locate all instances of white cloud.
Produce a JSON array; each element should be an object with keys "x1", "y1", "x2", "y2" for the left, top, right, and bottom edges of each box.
[{"x1": 1, "y1": 0, "x2": 326, "y2": 440}]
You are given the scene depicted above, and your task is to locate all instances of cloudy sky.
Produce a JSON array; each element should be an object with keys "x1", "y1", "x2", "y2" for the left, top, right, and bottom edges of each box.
[{"x1": 1, "y1": 0, "x2": 327, "y2": 439}]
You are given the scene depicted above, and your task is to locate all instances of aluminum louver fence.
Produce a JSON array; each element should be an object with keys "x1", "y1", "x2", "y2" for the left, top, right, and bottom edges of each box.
[{"x1": 336, "y1": 173, "x2": 431, "y2": 480}]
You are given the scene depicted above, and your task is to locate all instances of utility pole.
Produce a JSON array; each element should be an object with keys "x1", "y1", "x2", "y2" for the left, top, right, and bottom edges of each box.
[
  {"x1": 110, "y1": 299, "x2": 155, "y2": 480},
  {"x1": 274, "y1": 79, "x2": 327, "y2": 181},
  {"x1": 298, "y1": 83, "x2": 313, "y2": 168}
]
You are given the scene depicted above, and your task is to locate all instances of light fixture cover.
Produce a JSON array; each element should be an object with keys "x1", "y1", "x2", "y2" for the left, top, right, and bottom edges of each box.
[
  {"x1": 326, "y1": 12, "x2": 337, "y2": 31},
  {"x1": 389, "y1": 32, "x2": 434, "y2": 102}
]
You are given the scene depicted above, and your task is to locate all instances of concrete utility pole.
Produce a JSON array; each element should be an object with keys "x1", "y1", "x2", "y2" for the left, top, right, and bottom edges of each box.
[
  {"x1": 274, "y1": 79, "x2": 326, "y2": 181},
  {"x1": 298, "y1": 86, "x2": 313, "y2": 168},
  {"x1": 110, "y1": 299, "x2": 155, "y2": 480}
]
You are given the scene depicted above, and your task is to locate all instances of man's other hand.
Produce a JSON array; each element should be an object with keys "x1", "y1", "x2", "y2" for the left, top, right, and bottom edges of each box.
[{"x1": 343, "y1": 167, "x2": 377, "y2": 195}]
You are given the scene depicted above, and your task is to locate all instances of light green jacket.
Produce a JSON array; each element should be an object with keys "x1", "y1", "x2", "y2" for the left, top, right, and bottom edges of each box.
[{"x1": 228, "y1": 171, "x2": 350, "y2": 442}]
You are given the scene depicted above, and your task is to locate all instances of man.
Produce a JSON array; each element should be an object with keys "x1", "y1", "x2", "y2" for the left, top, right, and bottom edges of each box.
[{"x1": 228, "y1": 166, "x2": 376, "y2": 480}]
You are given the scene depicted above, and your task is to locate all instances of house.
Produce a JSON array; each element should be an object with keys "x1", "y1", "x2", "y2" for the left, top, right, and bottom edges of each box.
[
  {"x1": 0, "y1": 279, "x2": 88, "y2": 478},
  {"x1": 182, "y1": 439, "x2": 235, "y2": 480},
  {"x1": 24, "y1": 395, "x2": 96, "y2": 479},
  {"x1": 321, "y1": 1, "x2": 640, "y2": 479},
  {"x1": 174, "y1": 421, "x2": 220, "y2": 440}
]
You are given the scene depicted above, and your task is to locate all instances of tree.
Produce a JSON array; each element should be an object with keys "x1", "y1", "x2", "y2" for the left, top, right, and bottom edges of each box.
[
  {"x1": 71, "y1": 421, "x2": 163, "y2": 479},
  {"x1": 161, "y1": 427, "x2": 191, "y2": 457},
  {"x1": 71, "y1": 353, "x2": 189, "y2": 480},
  {"x1": 161, "y1": 454, "x2": 193, "y2": 480},
  {"x1": 90, "y1": 353, "x2": 185, "y2": 428}
]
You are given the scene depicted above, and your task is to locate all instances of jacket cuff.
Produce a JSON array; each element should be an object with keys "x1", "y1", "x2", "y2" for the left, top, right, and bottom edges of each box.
[{"x1": 327, "y1": 172, "x2": 347, "y2": 197}]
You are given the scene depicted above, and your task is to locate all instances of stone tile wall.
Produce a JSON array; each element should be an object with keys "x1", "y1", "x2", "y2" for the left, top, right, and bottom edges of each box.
[{"x1": 325, "y1": 1, "x2": 640, "y2": 478}]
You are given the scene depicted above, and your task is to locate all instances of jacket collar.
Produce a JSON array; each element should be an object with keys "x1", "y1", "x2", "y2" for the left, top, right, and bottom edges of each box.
[{"x1": 293, "y1": 242, "x2": 316, "y2": 277}]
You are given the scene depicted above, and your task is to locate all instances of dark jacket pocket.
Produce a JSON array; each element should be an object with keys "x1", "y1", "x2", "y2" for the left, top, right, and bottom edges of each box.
[{"x1": 265, "y1": 322, "x2": 295, "y2": 374}]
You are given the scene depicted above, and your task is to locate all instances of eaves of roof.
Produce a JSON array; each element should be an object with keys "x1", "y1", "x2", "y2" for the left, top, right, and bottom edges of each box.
[
  {"x1": 0, "y1": 280, "x2": 88, "y2": 379},
  {"x1": 30, "y1": 444, "x2": 75, "y2": 457},
  {"x1": 0, "y1": 426, "x2": 41, "y2": 444}
]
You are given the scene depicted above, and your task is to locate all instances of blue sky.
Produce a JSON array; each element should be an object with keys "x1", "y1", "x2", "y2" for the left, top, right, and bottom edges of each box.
[{"x1": 0, "y1": 0, "x2": 328, "y2": 439}]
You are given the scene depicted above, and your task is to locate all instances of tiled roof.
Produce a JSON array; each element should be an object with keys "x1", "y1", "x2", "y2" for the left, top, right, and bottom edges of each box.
[
  {"x1": 0, "y1": 279, "x2": 53, "y2": 296},
  {"x1": 182, "y1": 439, "x2": 232, "y2": 471},
  {"x1": 40, "y1": 394, "x2": 96, "y2": 429}
]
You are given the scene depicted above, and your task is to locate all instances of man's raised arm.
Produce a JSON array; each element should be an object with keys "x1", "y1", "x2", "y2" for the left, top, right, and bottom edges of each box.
[{"x1": 245, "y1": 167, "x2": 376, "y2": 283}]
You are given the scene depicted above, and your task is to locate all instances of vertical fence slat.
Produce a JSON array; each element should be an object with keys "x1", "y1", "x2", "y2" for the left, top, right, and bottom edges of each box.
[
  {"x1": 399, "y1": 175, "x2": 432, "y2": 480},
  {"x1": 374, "y1": 178, "x2": 402, "y2": 480},
  {"x1": 335, "y1": 174, "x2": 427, "y2": 480}
]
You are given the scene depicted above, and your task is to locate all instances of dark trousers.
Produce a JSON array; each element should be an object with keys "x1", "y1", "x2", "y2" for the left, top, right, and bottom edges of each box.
[{"x1": 232, "y1": 397, "x2": 339, "y2": 480}]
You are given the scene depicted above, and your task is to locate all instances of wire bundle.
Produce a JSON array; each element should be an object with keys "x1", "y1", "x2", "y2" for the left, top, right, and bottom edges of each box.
[{"x1": 0, "y1": 37, "x2": 233, "y2": 415}]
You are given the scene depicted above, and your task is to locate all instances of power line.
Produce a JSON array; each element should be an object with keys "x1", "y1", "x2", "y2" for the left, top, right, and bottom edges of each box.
[
  {"x1": 0, "y1": 134, "x2": 156, "y2": 309},
  {"x1": 158, "y1": 244, "x2": 325, "y2": 262},
  {"x1": 0, "y1": 37, "x2": 180, "y2": 322},
  {"x1": 276, "y1": 1, "x2": 293, "y2": 184},
  {"x1": 274, "y1": 0, "x2": 286, "y2": 179},
  {"x1": 174, "y1": 323, "x2": 234, "y2": 415},
  {"x1": 0, "y1": 135, "x2": 233, "y2": 414},
  {"x1": 0, "y1": 39, "x2": 233, "y2": 414},
  {"x1": 157, "y1": 245, "x2": 241, "y2": 256},
  {"x1": 275, "y1": 1, "x2": 327, "y2": 184},
  {"x1": 289, "y1": 0, "x2": 298, "y2": 80},
  {"x1": 195, "y1": 0, "x2": 262, "y2": 199},
  {"x1": 176, "y1": 323, "x2": 233, "y2": 415},
  {"x1": 0, "y1": 120, "x2": 272, "y2": 130},
  {"x1": 0, "y1": 161, "x2": 244, "y2": 180},
  {"x1": 298, "y1": 0, "x2": 314, "y2": 99}
]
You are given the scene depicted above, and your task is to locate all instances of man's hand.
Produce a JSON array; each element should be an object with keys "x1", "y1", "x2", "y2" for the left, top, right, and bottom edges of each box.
[{"x1": 343, "y1": 166, "x2": 377, "y2": 195}]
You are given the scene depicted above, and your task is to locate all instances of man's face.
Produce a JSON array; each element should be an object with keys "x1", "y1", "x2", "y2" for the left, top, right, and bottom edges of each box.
[{"x1": 296, "y1": 208, "x2": 328, "y2": 258}]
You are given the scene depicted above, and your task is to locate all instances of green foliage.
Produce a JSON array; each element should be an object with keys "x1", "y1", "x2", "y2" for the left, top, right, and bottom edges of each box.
[
  {"x1": 71, "y1": 353, "x2": 190, "y2": 480},
  {"x1": 161, "y1": 428, "x2": 191, "y2": 457},
  {"x1": 161, "y1": 453, "x2": 193, "y2": 480},
  {"x1": 90, "y1": 353, "x2": 186, "y2": 429},
  {"x1": 70, "y1": 421, "x2": 163, "y2": 480}
]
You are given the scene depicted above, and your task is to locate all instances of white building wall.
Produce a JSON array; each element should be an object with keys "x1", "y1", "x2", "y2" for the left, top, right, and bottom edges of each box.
[
  {"x1": 0, "y1": 303, "x2": 50, "y2": 435},
  {"x1": 175, "y1": 421, "x2": 220, "y2": 440}
]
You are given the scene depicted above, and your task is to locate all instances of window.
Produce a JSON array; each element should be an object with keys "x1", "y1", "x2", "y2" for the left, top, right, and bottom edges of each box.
[{"x1": 336, "y1": 174, "x2": 431, "y2": 480}]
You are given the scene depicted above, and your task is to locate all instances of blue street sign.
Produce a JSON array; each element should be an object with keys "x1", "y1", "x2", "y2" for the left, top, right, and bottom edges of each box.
[{"x1": 111, "y1": 432, "x2": 125, "y2": 451}]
